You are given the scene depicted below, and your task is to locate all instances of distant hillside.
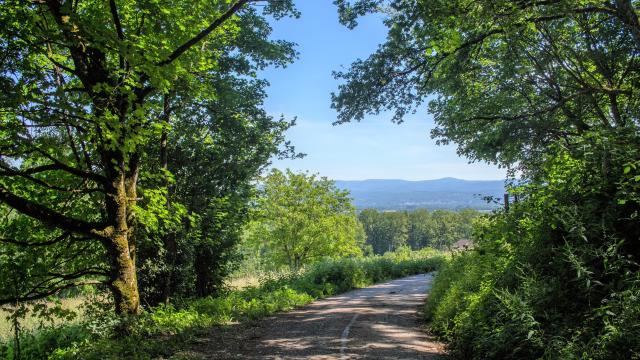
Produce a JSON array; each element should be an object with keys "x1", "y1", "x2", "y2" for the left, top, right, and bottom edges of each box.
[{"x1": 334, "y1": 178, "x2": 505, "y2": 211}]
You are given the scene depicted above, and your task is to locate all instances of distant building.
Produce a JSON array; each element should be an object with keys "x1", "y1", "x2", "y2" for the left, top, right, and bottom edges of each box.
[{"x1": 452, "y1": 239, "x2": 473, "y2": 250}]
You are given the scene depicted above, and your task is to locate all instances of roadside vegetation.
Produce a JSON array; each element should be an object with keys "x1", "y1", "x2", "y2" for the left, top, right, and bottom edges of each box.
[
  {"x1": 423, "y1": 152, "x2": 640, "y2": 359},
  {"x1": 0, "y1": 249, "x2": 444, "y2": 359}
]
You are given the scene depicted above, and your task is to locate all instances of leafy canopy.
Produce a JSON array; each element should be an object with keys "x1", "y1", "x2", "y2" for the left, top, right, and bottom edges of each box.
[
  {"x1": 0, "y1": 0, "x2": 298, "y2": 313},
  {"x1": 333, "y1": 0, "x2": 640, "y2": 171}
]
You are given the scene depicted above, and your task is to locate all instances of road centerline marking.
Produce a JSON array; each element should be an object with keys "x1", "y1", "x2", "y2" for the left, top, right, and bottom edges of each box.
[{"x1": 340, "y1": 313, "x2": 360, "y2": 357}]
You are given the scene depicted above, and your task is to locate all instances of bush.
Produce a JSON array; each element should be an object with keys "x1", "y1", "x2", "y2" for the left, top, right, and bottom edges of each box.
[{"x1": 298, "y1": 249, "x2": 444, "y2": 297}]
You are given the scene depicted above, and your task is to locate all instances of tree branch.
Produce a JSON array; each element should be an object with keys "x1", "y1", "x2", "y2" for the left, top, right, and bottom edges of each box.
[
  {"x1": 0, "y1": 281, "x2": 102, "y2": 306},
  {"x1": 45, "y1": 55, "x2": 77, "y2": 75},
  {"x1": 109, "y1": 0, "x2": 124, "y2": 41},
  {"x1": 470, "y1": 90, "x2": 590, "y2": 123},
  {"x1": 0, "y1": 163, "x2": 60, "y2": 176},
  {"x1": 0, "y1": 233, "x2": 96, "y2": 247},
  {"x1": 0, "y1": 186, "x2": 108, "y2": 240},
  {"x1": 46, "y1": 267, "x2": 110, "y2": 280},
  {"x1": 109, "y1": 0, "x2": 127, "y2": 75},
  {"x1": 0, "y1": 163, "x2": 105, "y2": 193},
  {"x1": 34, "y1": 150, "x2": 107, "y2": 184},
  {"x1": 157, "y1": 0, "x2": 253, "y2": 66}
]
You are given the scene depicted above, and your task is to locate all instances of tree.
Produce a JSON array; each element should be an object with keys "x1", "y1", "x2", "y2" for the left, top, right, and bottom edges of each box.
[
  {"x1": 407, "y1": 209, "x2": 432, "y2": 249},
  {"x1": 136, "y1": 93, "x2": 298, "y2": 305},
  {"x1": 332, "y1": 0, "x2": 640, "y2": 174},
  {"x1": 455, "y1": 208, "x2": 480, "y2": 239},
  {"x1": 430, "y1": 210, "x2": 459, "y2": 250},
  {"x1": 0, "y1": 0, "x2": 298, "y2": 315},
  {"x1": 379, "y1": 211, "x2": 408, "y2": 252},
  {"x1": 245, "y1": 169, "x2": 364, "y2": 271},
  {"x1": 358, "y1": 209, "x2": 386, "y2": 254}
]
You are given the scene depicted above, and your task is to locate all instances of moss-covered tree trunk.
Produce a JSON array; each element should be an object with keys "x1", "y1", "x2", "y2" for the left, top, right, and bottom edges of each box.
[
  {"x1": 104, "y1": 163, "x2": 141, "y2": 315},
  {"x1": 108, "y1": 230, "x2": 140, "y2": 315}
]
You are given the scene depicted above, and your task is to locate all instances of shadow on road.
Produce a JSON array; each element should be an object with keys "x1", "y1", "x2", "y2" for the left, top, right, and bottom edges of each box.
[{"x1": 180, "y1": 273, "x2": 445, "y2": 359}]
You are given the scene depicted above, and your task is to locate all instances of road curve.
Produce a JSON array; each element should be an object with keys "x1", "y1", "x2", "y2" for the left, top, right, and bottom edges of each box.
[{"x1": 182, "y1": 273, "x2": 445, "y2": 359}]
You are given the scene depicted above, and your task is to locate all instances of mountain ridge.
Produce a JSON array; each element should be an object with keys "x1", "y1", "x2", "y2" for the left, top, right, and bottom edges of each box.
[{"x1": 334, "y1": 178, "x2": 505, "y2": 211}]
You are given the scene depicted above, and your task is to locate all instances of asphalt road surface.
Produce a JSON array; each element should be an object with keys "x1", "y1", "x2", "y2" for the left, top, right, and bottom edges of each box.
[{"x1": 182, "y1": 273, "x2": 445, "y2": 359}]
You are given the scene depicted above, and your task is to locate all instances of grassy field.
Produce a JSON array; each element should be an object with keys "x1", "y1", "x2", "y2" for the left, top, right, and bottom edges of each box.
[
  {"x1": 0, "y1": 275, "x2": 262, "y2": 343},
  {"x1": 0, "y1": 273, "x2": 290, "y2": 343}
]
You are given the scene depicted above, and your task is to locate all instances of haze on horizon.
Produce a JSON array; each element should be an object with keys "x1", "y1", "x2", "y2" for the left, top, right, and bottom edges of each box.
[
  {"x1": 334, "y1": 176, "x2": 506, "y2": 182},
  {"x1": 261, "y1": 1, "x2": 505, "y2": 181}
]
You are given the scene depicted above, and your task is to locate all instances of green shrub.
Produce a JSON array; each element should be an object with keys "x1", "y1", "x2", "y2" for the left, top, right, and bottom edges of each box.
[{"x1": 424, "y1": 151, "x2": 640, "y2": 359}]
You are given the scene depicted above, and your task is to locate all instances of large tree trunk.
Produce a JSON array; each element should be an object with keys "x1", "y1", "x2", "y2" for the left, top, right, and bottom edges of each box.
[
  {"x1": 109, "y1": 231, "x2": 140, "y2": 315},
  {"x1": 106, "y1": 171, "x2": 141, "y2": 315}
]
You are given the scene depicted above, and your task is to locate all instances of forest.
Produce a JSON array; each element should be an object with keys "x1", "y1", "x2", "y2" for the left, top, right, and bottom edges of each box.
[
  {"x1": 358, "y1": 208, "x2": 479, "y2": 254},
  {"x1": 1, "y1": 0, "x2": 640, "y2": 359}
]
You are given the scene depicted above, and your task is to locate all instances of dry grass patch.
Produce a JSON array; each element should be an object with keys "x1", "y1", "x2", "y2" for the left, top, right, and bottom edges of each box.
[{"x1": 0, "y1": 297, "x2": 87, "y2": 342}]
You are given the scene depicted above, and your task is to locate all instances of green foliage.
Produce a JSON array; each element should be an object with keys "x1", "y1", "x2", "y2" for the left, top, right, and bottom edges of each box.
[
  {"x1": 359, "y1": 209, "x2": 408, "y2": 254},
  {"x1": 333, "y1": 0, "x2": 639, "y2": 169},
  {"x1": 425, "y1": 144, "x2": 640, "y2": 359},
  {"x1": 136, "y1": 75, "x2": 302, "y2": 304},
  {"x1": 0, "y1": 250, "x2": 444, "y2": 359},
  {"x1": 266, "y1": 248, "x2": 445, "y2": 298},
  {"x1": 0, "y1": 0, "x2": 299, "y2": 314},
  {"x1": 245, "y1": 169, "x2": 365, "y2": 271},
  {"x1": 359, "y1": 208, "x2": 480, "y2": 254}
]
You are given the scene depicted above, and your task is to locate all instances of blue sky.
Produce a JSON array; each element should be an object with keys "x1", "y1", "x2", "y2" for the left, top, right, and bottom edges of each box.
[{"x1": 261, "y1": 1, "x2": 505, "y2": 181}]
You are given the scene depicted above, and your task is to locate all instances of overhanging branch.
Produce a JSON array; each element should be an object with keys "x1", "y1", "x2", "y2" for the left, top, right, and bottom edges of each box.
[
  {"x1": 0, "y1": 232, "x2": 72, "y2": 247},
  {"x1": 109, "y1": 0, "x2": 125, "y2": 41},
  {"x1": 0, "y1": 281, "x2": 103, "y2": 306},
  {"x1": 33, "y1": 150, "x2": 107, "y2": 184},
  {"x1": 0, "y1": 163, "x2": 104, "y2": 194},
  {"x1": 0, "y1": 186, "x2": 109, "y2": 241}
]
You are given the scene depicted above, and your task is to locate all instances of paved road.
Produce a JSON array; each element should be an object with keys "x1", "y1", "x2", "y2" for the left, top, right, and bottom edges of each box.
[{"x1": 182, "y1": 273, "x2": 445, "y2": 359}]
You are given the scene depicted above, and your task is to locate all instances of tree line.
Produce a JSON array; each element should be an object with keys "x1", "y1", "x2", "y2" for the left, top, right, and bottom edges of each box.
[{"x1": 359, "y1": 208, "x2": 479, "y2": 254}]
